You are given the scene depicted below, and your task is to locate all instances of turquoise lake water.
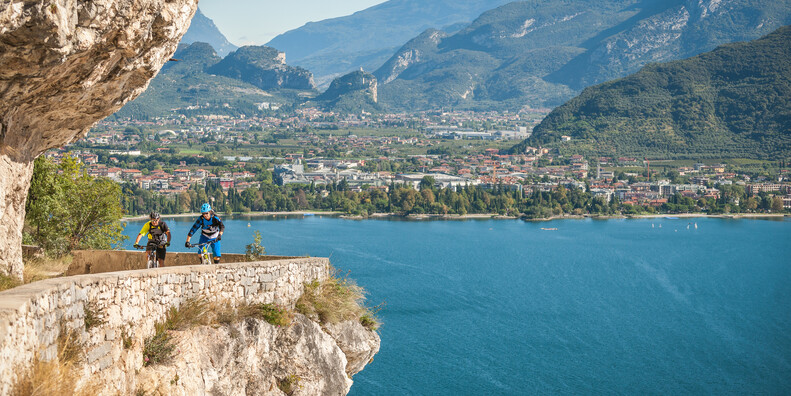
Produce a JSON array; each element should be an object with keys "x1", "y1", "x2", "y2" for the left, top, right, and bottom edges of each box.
[{"x1": 123, "y1": 216, "x2": 791, "y2": 395}]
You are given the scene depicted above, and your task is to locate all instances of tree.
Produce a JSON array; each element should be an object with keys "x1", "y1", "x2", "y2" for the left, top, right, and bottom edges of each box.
[
  {"x1": 26, "y1": 156, "x2": 127, "y2": 255},
  {"x1": 419, "y1": 176, "x2": 436, "y2": 191},
  {"x1": 771, "y1": 196, "x2": 784, "y2": 212}
]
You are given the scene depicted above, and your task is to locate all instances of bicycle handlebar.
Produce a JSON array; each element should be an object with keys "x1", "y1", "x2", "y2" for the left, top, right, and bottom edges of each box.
[
  {"x1": 135, "y1": 244, "x2": 166, "y2": 250},
  {"x1": 188, "y1": 239, "x2": 217, "y2": 248}
]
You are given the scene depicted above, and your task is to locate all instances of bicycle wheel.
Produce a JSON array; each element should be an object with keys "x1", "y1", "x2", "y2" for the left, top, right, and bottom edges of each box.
[{"x1": 201, "y1": 247, "x2": 211, "y2": 265}]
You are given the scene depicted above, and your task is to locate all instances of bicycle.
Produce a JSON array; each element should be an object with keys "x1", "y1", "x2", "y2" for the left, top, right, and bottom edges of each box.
[
  {"x1": 135, "y1": 243, "x2": 163, "y2": 269},
  {"x1": 188, "y1": 239, "x2": 217, "y2": 265}
]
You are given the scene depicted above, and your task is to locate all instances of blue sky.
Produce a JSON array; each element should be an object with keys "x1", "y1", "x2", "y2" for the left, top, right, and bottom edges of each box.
[{"x1": 199, "y1": 0, "x2": 387, "y2": 45}]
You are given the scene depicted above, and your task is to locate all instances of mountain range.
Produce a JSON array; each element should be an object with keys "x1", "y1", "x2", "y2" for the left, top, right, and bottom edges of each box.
[
  {"x1": 510, "y1": 26, "x2": 791, "y2": 159},
  {"x1": 120, "y1": 1, "x2": 791, "y2": 122},
  {"x1": 114, "y1": 42, "x2": 315, "y2": 120},
  {"x1": 266, "y1": 0, "x2": 515, "y2": 86},
  {"x1": 375, "y1": 0, "x2": 791, "y2": 111}
]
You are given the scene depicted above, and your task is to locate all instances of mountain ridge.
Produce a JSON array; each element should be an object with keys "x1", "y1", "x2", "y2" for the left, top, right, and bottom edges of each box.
[
  {"x1": 510, "y1": 25, "x2": 791, "y2": 159},
  {"x1": 375, "y1": 0, "x2": 791, "y2": 111}
]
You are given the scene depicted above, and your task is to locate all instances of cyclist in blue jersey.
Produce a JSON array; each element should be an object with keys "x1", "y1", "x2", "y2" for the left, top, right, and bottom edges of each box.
[{"x1": 185, "y1": 203, "x2": 225, "y2": 264}]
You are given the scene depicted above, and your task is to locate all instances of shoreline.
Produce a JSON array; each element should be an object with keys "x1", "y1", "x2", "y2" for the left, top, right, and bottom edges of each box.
[
  {"x1": 125, "y1": 211, "x2": 788, "y2": 222},
  {"x1": 124, "y1": 211, "x2": 344, "y2": 221}
]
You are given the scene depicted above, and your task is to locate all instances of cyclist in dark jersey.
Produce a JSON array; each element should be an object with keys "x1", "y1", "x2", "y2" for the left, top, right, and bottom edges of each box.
[{"x1": 133, "y1": 212, "x2": 171, "y2": 267}]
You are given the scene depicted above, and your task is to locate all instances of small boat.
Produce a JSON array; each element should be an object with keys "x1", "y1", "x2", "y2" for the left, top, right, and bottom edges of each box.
[
  {"x1": 694, "y1": 223, "x2": 698, "y2": 229},
  {"x1": 665, "y1": 216, "x2": 679, "y2": 219},
  {"x1": 247, "y1": 223, "x2": 251, "y2": 227},
  {"x1": 659, "y1": 224, "x2": 662, "y2": 228},
  {"x1": 652, "y1": 223, "x2": 655, "y2": 228},
  {"x1": 540, "y1": 227, "x2": 558, "y2": 231}
]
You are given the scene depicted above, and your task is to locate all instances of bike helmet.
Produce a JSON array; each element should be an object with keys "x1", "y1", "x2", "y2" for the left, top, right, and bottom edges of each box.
[
  {"x1": 149, "y1": 212, "x2": 160, "y2": 220},
  {"x1": 200, "y1": 203, "x2": 212, "y2": 213}
]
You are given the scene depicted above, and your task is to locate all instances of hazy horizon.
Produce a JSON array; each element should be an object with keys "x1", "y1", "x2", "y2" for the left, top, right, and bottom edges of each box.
[{"x1": 198, "y1": 0, "x2": 387, "y2": 46}]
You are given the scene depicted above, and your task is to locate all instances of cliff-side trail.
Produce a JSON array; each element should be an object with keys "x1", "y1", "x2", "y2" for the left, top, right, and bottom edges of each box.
[{"x1": 0, "y1": 0, "x2": 198, "y2": 280}]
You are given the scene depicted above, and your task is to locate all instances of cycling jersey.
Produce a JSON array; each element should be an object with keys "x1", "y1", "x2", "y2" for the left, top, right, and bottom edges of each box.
[
  {"x1": 139, "y1": 221, "x2": 169, "y2": 246},
  {"x1": 188, "y1": 213, "x2": 225, "y2": 239}
]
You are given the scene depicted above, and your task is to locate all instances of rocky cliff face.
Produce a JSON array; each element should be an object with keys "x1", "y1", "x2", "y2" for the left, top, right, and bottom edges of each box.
[
  {"x1": 208, "y1": 46, "x2": 316, "y2": 91},
  {"x1": 0, "y1": 0, "x2": 197, "y2": 280},
  {"x1": 374, "y1": 28, "x2": 446, "y2": 84},
  {"x1": 135, "y1": 315, "x2": 380, "y2": 395},
  {"x1": 320, "y1": 71, "x2": 378, "y2": 104},
  {"x1": 315, "y1": 70, "x2": 379, "y2": 113}
]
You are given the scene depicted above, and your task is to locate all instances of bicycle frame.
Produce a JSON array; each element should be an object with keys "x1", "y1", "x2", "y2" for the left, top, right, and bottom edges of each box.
[
  {"x1": 135, "y1": 245, "x2": 160, "y2": 269},
  {"x1": 189, "y1": 239, "x2": 216, "y2": 265}
]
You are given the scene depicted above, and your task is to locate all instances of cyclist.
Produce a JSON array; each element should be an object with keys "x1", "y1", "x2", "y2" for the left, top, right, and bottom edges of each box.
[
  {"x1": 185, "y1": 203, "x2": 224, "y2": 264},
  {"x1": 133, "y1": 212, "x2": 171, "y2": 267}
]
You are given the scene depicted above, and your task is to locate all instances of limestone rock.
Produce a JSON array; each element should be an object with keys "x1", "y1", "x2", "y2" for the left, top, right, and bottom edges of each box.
[
  {"x1": 0, "y1": 0, "x2": 198, "y2": 279},
  {"x1": 135, "y1": 314, "x2": 380, "y2": 395},
  {"x1": 324, "y1": 320, "x2": 381, "y2": 377}
]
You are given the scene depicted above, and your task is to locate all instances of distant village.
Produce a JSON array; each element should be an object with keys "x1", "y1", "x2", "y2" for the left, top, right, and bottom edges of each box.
[{"x1": 46, "y1": 109, "x2": 791, "y2": 212}]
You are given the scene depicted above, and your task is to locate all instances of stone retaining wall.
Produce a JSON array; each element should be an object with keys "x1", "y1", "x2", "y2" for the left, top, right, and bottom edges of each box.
[
  {"x1": 66, "y1": 249, "x2": 300, "y2": 275},
  {"x1": 0, "y1": 257, "x2": 330, "y2": 394}
]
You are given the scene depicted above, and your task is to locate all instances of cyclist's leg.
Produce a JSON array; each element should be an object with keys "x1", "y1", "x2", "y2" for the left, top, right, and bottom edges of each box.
[
  {"x1": 145, "y1": 244, "x2": 156, "y2": 268},
  {"x1": 212, "y1": 240, "x2": 221, "y2": 264},
  {"x1": 156, "y1": 246, "x2": 166, "y2": 268}
]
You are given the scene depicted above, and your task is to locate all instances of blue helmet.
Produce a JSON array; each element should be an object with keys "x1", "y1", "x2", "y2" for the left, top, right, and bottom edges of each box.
[{"x1": 200, "y1": 203, "x2": 212, "y2": 213}]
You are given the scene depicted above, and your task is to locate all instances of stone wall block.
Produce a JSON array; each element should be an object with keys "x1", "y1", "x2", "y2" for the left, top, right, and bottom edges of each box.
[{"x1": 87, "y1": 341, "x2": 112, "y2": 363}]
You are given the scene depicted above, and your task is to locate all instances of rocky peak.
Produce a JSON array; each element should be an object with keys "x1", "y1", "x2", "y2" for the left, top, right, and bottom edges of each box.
[
  {"x1": 321, "y1": 70, "x2": 379, "y2": 103},
  {"x1": 208, "y1": 45, "x2": 315, "y2": 91}
]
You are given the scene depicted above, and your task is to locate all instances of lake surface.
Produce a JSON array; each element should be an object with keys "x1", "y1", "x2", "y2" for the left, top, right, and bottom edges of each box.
[{"x1": 123, "y1": 216, "x2": 791, "y2": 395}]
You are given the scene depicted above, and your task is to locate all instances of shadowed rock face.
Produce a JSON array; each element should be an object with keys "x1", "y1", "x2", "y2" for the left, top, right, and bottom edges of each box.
[
  {"x1": 135, "y1": 315, "x2": 381, "y2": 395},
  {"x1": 0, "y1": 0, "x2": 198, "y2": 280}
]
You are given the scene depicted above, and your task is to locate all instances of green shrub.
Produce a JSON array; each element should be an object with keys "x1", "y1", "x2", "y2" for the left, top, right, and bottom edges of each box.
[
  {"x1": 142, "y1": 330, "x2": 175, "y2": 367},
  {"x1": 83, "y1": 301, "x2": 106, "y2": 330},
  {"x1": 245, "y1": 231, "x2": 267, "y2": 261},
  {"x1": 143, "y1": 298, "x2": 210, "y2": 366},
  {"x1": 296, "y1": 271, "x2": 381, "y2": 329},
  {"x1": 277, "y1": 374, "x2": 301, "y2": 396},
  {"x1": 239, "y1": 303, "x2": 292, "y2": 327}
]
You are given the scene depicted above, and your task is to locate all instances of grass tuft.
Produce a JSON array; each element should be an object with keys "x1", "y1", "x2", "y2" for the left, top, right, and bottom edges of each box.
[
  {"x1": 158, "y1": 297, "x2": 211, "y2": 333},
  {"x1": 121, "y1": 327, "x2": 133, "y2": 349},
  {"x1": 142, "y1": 330, "x2": 175, "y2": 367},
  {"x1": 1, "y1": 255, "x2": 73, "y2": 292},
  {"x1": 23, "y1": 255, "x2": 72, "y2": 284},
  {"x1": 83, "y1": 301, "x2": 106, "y2": 331},
  {"x1": 277, "y1": 374, "x2": 301, "y2": 396},
  {"x1": 0, "y1": 273, "x2": 21, "y2": 292},
  {"x1": 296, "y1": 271, "x2": 381, "y2": 330},
  {"x1": 144, "y1": 297, "x2": 210, "y2": 367},
  {"x1": 11, "y1": 326, "x2": 85, "y2": 396},
  {"x1": 238, "y1": 303, "x2": 293, "y2": 327}
]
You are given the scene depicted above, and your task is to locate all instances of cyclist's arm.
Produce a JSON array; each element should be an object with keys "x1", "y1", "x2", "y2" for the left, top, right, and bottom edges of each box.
[
  {"x1": 162, "y1": 222, "x2": 172, "y2": 244},
  {"x1": 186, "y1": 218, "x2": 201, "y2": 242},
  {"x1": 216, "y1": 217, "x2": 225, "y2": 239},
  {"x1": 135, "y1": 222, "x2": 151, "y2": 245}
]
